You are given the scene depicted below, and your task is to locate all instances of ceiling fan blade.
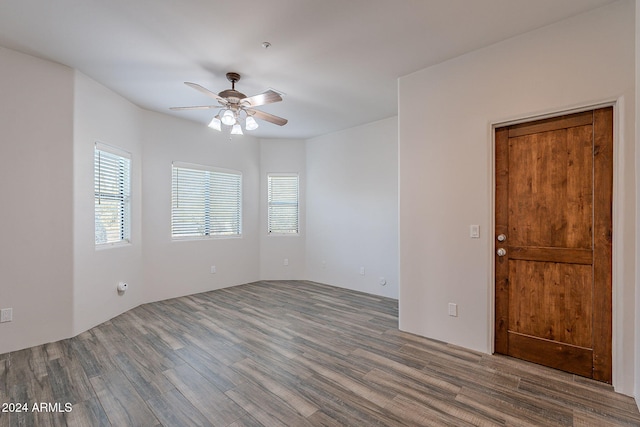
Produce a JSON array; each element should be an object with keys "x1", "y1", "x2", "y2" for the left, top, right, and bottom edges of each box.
[
  {"x1": 241, "y1": 90, "x2": 282, "y2": 108},
  {"x1": 249, "y1": 109, "x2": 288, "y2": 126},
  {"x1": 184, "y1": 82, "x2": 226, "y2": 103},
  {"x1": 170, "y1": 105, "x2": 219, "y2": 111}
]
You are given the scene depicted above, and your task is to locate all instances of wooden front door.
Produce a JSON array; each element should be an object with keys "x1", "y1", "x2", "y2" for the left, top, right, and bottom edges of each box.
[{"x1": 494, "y1": 107, "x2": 613, "y2": 383}]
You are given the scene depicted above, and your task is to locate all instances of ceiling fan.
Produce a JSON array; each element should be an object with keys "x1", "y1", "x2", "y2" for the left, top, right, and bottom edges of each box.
[{"x1": 170, "y1": 72, "x2": 288, "y2": 135}]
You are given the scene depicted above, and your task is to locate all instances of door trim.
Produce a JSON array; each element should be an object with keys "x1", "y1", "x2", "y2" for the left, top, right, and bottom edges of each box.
[{"x1": 487, "y1": 100, "x2": 620, "y2": 386}]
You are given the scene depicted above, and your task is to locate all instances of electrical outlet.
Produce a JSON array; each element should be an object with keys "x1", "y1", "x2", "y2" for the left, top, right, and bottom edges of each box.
[
  {"x1": 360, "y1": 267, "x2": 365, "y2": 275},
  {"x1": 283, "y1": 258, "x2": 289, "y2": 266},
  {"x1": 210, "y1": 265, "x2": 217, "y2": 274},
  {"x1": 1, "y1": 308, "x2": 13, "y2": 323}
]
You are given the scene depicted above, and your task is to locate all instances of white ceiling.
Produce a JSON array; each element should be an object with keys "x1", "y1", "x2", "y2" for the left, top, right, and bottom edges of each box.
[{"x1": 0, "y1": 0, "x2": 617, "y2": 139}]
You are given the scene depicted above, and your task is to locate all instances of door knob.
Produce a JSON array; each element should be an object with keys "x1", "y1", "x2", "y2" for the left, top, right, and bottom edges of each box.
[
  {"x1": 497, "y1": 248, "x2": 506, "y2": 257},
  {"x1": 497, "y1": 234, "x2": 506, "y2": 242}
]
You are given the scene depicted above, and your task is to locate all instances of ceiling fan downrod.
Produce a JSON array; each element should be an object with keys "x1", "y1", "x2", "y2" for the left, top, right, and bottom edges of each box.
[{"x1": 226, "y1": 72, "x2": 240, "y2": 90}]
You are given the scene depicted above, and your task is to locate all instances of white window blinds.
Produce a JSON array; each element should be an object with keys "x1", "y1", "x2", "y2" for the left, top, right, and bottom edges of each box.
[
  {"x1": 268, "y1": 174, "x2": 299, "y2": 234},
  {"x1": 95, "y1": 144, "x2": 131, "y2": 245},
  {"x1": 172, "y1": 163, "x2": 242, "y2": 238}
]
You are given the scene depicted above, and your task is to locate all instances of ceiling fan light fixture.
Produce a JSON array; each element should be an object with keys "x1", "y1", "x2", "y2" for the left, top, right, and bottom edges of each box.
[
  {"x1": 221, "y1": 109, "x2": 236, "y2": 126},
  {"x1": 172, "y1": 74, "x2": 288, "y2": 132},
  {"x1": 231, "y1": 123, "x2": 243, "y2": 135},
  {"x1": 208, "y1": 115, "x2": 222, "y2": 131},
  {"x1": 245, "y1": 116, "x2": 259, "y2": 131}
]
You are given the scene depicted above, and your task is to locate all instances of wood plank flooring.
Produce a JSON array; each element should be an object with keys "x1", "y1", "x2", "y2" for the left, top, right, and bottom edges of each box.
[{"x1": 1, "y1": 280, "x2": 639, "y2": 426}]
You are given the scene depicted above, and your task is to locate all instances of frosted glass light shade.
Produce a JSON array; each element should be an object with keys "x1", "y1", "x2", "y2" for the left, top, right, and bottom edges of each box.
[
  {"x1": 231, "y1": 123, "x2": 243, "y2": 135},
  {"x1": 208, "y1": 116, "x2": 222, "y2": 131},
  {"x1": 221, "y1": 109, "x2": 235, "y2": 125},
  {"x1": 245, "y1": 116, "x2": 259, "y2": 131}
]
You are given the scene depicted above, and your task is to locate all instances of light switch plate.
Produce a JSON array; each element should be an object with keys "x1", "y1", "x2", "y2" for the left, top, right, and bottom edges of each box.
[
  {"x1": 1, "y1": 308, "x2": 13, "y2": 323},
  {"x1": 448, "y1": 303, "x2": 458, "y2": 317},
  {"x1": 470, "y1": 225, "x2": 480, "y2": 238}
]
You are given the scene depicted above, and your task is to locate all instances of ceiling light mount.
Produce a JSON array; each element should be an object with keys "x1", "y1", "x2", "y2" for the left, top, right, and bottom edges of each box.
[{"x1": 226, "y1": 72, "x2": 241, "y2": 86}]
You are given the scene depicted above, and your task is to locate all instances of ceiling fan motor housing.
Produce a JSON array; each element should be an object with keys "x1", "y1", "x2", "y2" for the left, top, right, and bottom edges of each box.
[
  {"x1": 218, "y1": 89, "x2": 246, "y2": 101},
  {"x1": 219, "y1": 72, "x2": 246, "y2": 102}
]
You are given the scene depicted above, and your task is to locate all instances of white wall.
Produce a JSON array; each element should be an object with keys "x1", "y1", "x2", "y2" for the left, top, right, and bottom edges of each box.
[
  {"x1": 0, "y1": 46, "x2": 314, "y2": 354},
  {"x1": 306, "y1": 117, "x2": 399, "y2": 299},
  {"x1": 73, "y1": 72, "x2": 144, "y2": 334},
  {"x1": 635, "y1": 0, "x2": 640, "y2": 409},
  {"x1": 259, "y1": 139, "x2": 306, "y2": 279},
  {"x1": 0, "y1": 47, "x2": 75, "y2": 354},
  {"x1": 141, "y1": 112, "x2": 261, "y2": 303},
  {"x1": 399, "y1": 0, "x2": 636, "y2": 395},
  {"x1": 0, "y1": 46, "x2": 400, "y2": 356}
]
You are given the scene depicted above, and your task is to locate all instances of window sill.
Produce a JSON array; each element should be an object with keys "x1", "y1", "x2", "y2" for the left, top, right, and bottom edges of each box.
[
  {"x1": 171, "y1": 234, "x2": 243, "y2": 242},
  {"x1": 95, "y1": 241, "x2": 132, "y2": 251}
]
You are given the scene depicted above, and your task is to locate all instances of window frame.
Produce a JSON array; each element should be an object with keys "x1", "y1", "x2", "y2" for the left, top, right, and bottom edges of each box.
[
  {"x1": 267, "y1": 173, "x2": 300, "y2": 236},
  {"x1": 94, "y1": 142, "x2": 132, "y2": 248},
  {"x1": 171, "y1": 161, "x2": 243, "y2": 240}
]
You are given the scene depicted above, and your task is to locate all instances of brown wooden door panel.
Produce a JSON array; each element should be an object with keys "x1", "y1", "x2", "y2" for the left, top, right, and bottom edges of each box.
[
  {"x1": 495, "y1": 107, "x2": 612, "y2": 383},
  {"x1": 508, "y1": 126, "x2": 593, "y2": 250},
  {"x1": 507, "y1": 333, "x2": 593, "y2": 378},
  {"x1": 508, "y1": 247, "x2": 592, "y2": 264},
  {"x1": 592, "y1": 107, "x2": 614, "y2": 382},
  {"x1": 508, "y1": 260, "x2": 593, "y2": 347},
  {"x1": 507, "y1": 110, "x2": 594, "y2": 138}
]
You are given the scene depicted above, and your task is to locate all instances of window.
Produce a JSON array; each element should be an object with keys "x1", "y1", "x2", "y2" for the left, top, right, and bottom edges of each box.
[
  {"x1": 172, "y1": 162, "x2": 242, "y2": 238},
  {"x1": 268, "y1": 174, "x2": 299, "y2": 235},
  {"x1": 95, "y1": 143, "x2": 131, "y2": 246}
]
